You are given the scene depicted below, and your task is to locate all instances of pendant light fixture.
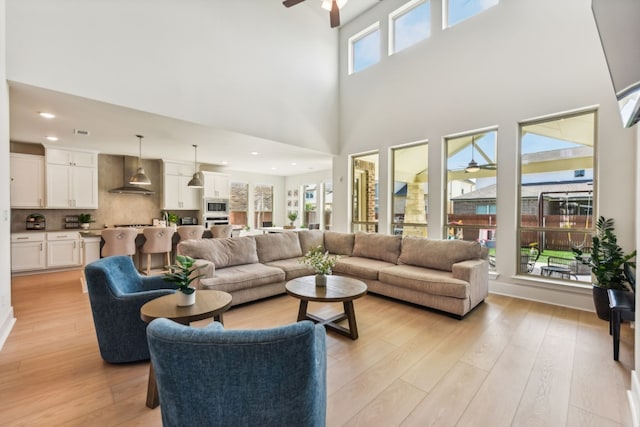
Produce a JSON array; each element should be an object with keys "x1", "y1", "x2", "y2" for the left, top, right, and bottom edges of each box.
[
  {"x1": 187, "y1": 144, "x2": 204, "y2": 188},
  {"x1": 465, "y1": 136, "x2": 481, "y2": 173},
  {"x1": 129, "y1": 135, "x2": 152, "y2": 185}
]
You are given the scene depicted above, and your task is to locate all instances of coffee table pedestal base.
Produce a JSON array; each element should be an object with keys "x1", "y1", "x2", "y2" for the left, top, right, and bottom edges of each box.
[{"x1": 297, "y1": 300, "x2": 359, "y2": 340}]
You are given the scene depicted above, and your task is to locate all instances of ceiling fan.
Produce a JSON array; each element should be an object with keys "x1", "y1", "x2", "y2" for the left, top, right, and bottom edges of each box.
[
  {"x1": 283, "y1": 0, "x2": 347, "y2": 28},
  {"x1": 465, "y1": 136, "x2": 496, "y2": 173}
]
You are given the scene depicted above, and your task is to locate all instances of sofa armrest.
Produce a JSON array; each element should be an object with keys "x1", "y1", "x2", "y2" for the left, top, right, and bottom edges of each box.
[
  {"x1": 452, "y1": 259, "x2": 489, "y2": 306},
  {"x1": 191, "y1": 259, "x2": 215, "y2": 289}
]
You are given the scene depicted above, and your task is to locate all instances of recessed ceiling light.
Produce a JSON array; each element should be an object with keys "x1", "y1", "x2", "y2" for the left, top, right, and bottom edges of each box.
[
  {"x1": 250, "y1": 151, "x2": 259, "y2": 155},
  {"x1": 39, "y1": 112, "x2": 55, "y2": 119},
  {"x1": 221, "y1": 161, "x2": 228, "y2": 165},
  {"x1": 291, "y1": 162, "x2": 297, "y2": 166},
  {"x1": 45, "y1": 136, "x2": 59, "y2": 141},
  {"x1": 271, "y1": 167, "x2": 277, "y2": 170}
]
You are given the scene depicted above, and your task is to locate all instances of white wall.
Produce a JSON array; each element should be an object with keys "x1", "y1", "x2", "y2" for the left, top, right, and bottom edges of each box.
[
  {"x1": 0, "y1": 0, "x2": 16, "y2": 349},
  {"x1": 5, "y1": 0, "x2": 340, "y2": 155},
  {"x1": 335, "y1": 0, "x2": 636, "y2": 309}
]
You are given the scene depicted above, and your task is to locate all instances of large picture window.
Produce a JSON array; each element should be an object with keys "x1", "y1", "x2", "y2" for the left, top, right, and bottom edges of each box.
[
  {"x1": 351, "y1": 153, "x2": 378, "y2": 232},
  {"x1": 518, "y1": 110, "x2": 596, "y2": 282},
  {"x1": 391, "y1": 143, "x2": 428, "y2": 237},
  {"x1": 229, "y1": 182, "x2": 248, "y2": 227},
  {"x1": 254, "y1": 184, "x2": 273, "y2": 229},
  {"x1": 445, "y1": 130, "x2": 497, "y2": 269}
]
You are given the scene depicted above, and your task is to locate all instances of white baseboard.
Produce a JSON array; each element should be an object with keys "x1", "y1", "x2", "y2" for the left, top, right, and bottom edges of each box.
[
  {"x1": 628, "y1": 371, "x2": 640, "y2": 427},
  {"x1": 0, "y1": 306, "x2": 16, "y2": 351},
  {"x1": 489, "y1": 278, "x2": 594, "y2": 311}
]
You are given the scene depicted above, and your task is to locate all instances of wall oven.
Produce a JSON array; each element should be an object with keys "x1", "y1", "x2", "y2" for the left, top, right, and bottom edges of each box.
[
  {"x1": 203, "y1": 216, "x2": 229, "y2": 228},
  {"x1": 204, "y1": 198, "x2": 229, "y2": 217}
]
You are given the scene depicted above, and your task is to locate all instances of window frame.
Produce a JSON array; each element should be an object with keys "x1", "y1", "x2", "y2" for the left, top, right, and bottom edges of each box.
[
  {"x1": 390, "y1": 141, "x2": 429, "y2": 237},
  {"x1": 348, "y1": 22, "x2": 381, "y2": 75},
  {"x1": 388, "y1": 0, "x2": 431, "y2": 56},
  {"x1": 516, "y1": 107, "x2": 597, "y2": 281}
]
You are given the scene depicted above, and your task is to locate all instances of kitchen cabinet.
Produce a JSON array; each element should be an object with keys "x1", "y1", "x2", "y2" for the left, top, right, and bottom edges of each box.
[
  {"x1": 10, "y1": 154, "x2": 45, "y2": 208},
  {"x1": 46, "y1": 147, "x2": 98, "y2": 209},
  {"x1": 163, "y1": 161, "x2": 200, "y2": 210},
  {"x1": 202, "y1": 172, "x2": 230, "y2": 199},
  {"x1": 11, "y1": 233, "x2": 46, "y2": 272},
  {"x1": 83, "y1": 237, "x2": 101, "y2": 265},
  {"x1": 46, "y1": 231, "x2": 82, "y2": 268}
]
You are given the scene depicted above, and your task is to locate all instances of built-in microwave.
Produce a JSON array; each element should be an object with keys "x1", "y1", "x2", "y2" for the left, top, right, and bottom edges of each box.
[{"x1": 204, "y1": 198, "x2": 229, "y2": 217}]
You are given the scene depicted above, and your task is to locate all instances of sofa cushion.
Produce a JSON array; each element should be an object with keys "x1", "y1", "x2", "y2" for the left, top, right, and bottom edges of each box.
[
  {"x1": 297, "y1": 230, "x2": 325, "y2": 255},
  {"x1": 398, "y1": 237, "x2": 482, "y2": 272},
  {"x1": 333, "y1": 256, "x2": 396, "y2": 280},
  {"x1": 324, "y1": 231, "x2": 355, "y2": 256},
  {"x1": 265, "y1": 258, "x2": 315, "y2": 281},
  {"x1": 379, "y1": 264, "x2": 470, "y2": 299},
  {"x1": 200, "y1": 263, "x2": 285, "y2": 293},
  {"x1": 254, "y1": 232, "x2": 303, "y2": 263},
  {"x1": 177, "y1": 237, "x2": 258, "y2": 269},
  {"x1": 352, "y1": 233, "x2": 402, "y2": 264}
]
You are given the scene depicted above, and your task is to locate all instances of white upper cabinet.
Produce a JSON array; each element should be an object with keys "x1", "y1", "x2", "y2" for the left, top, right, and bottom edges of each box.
[
  {"x1": 45, "y1": 147, "x2": 98, "y2": 209},
  {"x1": 10, "y1": 153, "x2": 45, "y2": 208},
  {"x1": 163, "y1": 160, "x2": 200, "y2": 210},
  {"x1": 202, "y1": 172, "x2": 230, "y2": 199}
]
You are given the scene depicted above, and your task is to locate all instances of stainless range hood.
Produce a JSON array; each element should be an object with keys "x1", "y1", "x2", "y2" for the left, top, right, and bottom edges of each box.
[{"x1": 109, "y1": 156, "x2": 155, "y2": 195}]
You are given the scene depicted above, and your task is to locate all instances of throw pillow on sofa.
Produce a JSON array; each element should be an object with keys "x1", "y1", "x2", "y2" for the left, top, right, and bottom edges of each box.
[
  {"x1": 398, "y1": 237, "x2": 481, "y2": 272},
  {"x1": 352, "y1": 233, "x2": 402, "y2": 264}
]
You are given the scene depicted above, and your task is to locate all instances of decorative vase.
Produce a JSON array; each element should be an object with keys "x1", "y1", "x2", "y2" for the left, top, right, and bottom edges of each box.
[
  {"x1": 315, "y1": 274, "x2": 327, "y2": 287},
  {"x1": 177, "y1": 290, "x2": 196, "y2": 306}
]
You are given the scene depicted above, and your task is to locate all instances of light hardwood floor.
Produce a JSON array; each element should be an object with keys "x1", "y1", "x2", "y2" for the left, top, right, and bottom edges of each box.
[{"x1": 0, "y1": 270, "x2": 634, "y2": 426}]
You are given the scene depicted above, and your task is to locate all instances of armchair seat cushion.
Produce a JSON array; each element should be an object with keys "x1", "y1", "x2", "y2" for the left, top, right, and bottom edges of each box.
[{"x1": 200, "y1": 263, "x2": 285, "y2": 293}]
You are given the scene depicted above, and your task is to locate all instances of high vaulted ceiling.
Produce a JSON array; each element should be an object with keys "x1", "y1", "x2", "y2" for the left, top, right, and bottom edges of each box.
[{"x1": 8, "y1": 0, "x2": 383, "y2": 176}]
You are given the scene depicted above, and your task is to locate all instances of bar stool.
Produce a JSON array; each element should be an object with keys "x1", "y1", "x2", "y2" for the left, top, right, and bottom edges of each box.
[
  {"x1": 177, "y1": 225, "x2": 205, "y2": 241},
  {"x1": 101, "y1": 228, "x2": 138, "y2": 258},
  {"x1": 211, "y1": 225, "x2": 233, "y2": 238},
  {"x1": 140, "y1": 227, "x2": 175, "y2": 275}
]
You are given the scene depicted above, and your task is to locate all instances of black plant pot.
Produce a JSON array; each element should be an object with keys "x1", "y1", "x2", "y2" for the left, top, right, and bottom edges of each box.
[{"x1": 592, "y1": 285, "x2": 611, "y2": 321}]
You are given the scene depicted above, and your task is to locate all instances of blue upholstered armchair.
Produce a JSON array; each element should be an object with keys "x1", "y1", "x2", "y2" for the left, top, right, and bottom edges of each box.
[
  {"x1": 147, "y1": 318, "x2": 327, "y2": 427},
  {"x1": 85, "y1": 256, "x2": 176, "y2": 363}
]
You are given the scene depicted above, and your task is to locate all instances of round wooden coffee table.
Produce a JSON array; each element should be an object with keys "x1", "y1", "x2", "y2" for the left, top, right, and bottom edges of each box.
[
  {"x1": 140, "y1": 290, "x2": 232, "y2": 409},
  {"x1": 286, "y1": 275, "x2": 367, "y2": 340}
]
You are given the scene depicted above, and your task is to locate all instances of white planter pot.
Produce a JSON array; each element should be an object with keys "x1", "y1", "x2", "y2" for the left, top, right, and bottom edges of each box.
[
  {"x1": 80, "y1": 223, "x2": 90, "y2": 230},
  {"x1": 315, "y1": 274, "x2": 327, "y2": 287},
  {"x1": 177, "y1": 290, "x2": 196, "y2": 306}
]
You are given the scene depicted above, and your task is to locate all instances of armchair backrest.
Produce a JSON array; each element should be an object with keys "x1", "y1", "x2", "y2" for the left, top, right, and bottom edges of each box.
[
  {"x1": 85, "y1": 255, "x2": 144, "y2": 296},
  {"x1": 147, "y1": 319, "x2": 327, "y2": 427}
]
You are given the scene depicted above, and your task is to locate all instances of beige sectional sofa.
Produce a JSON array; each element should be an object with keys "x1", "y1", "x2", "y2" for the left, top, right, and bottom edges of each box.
[{"x1": 177, "y1": 230, "x2": 489, "y2": 318}]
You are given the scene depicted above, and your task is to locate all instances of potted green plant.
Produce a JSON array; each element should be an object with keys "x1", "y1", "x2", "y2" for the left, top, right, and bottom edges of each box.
[
  {"x1": 285, "y1": 211, "x2": 298, "y2": 229},
  {"x1": 300, "y1": 245, "x2": 338, "y2": 287},
  {"x1": 573, "y1": 216, "x2": 636, "y2": 320},
  {"x1": 78, "y1": 213, "x2": 94, "y2": 230},
  {"x1": 163, "y1": 255, "x2": 205, "y2": 306}
]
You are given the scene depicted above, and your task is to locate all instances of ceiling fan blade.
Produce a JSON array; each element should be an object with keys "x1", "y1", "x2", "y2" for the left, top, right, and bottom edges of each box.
[
  {"x1": 283, "y1": 0, "x2": 306, "y2": 8},
  {"x1": 479, "y1": 164, "x2": 497, "y2": 170},
  {"x1": 330, "y1": 0, "x2": 340, "y2": 27}
]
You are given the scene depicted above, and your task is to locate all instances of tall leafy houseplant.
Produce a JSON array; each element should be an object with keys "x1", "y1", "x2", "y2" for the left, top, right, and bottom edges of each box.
[
  {"x1": 163, "y1": 255, "x2": 205, "y2": 306},
  {"x1": 573, "y1": 216, "x2": 636, "y2": 320}
]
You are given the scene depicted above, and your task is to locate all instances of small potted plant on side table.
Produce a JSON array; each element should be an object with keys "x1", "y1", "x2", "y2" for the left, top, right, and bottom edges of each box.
[
  {"x1": 573, "y1": 216, "x2": 636, "y2": 320},
  {"x1": 300, "y1": 245, "x2": 338, "y2": 287},
  {"x1": 284, "y1": 211, "x2": 298, "y2": 229},
  {"x1": 163, "y1": 255, "x2": 205, "y2": 306}
]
